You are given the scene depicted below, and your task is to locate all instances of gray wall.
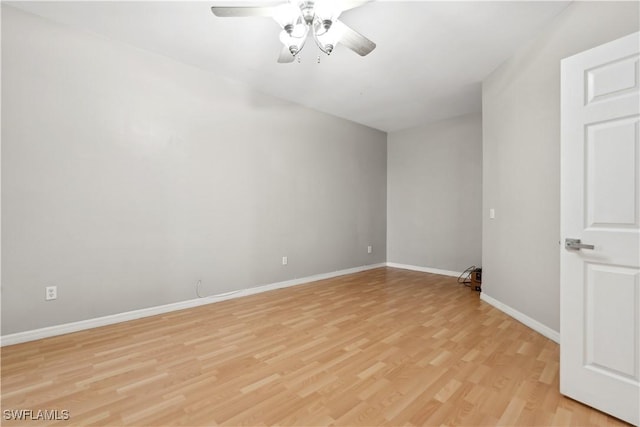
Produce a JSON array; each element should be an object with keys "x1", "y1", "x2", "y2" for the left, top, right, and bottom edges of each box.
[
  {"x1": 387, "y1": 113, "x2": 482, "y2": 272},
  {"x1": 1, "y1": 6, "x2": 387, "y2": 335},
  {"x1": 482, "y1": 1, "x2": 639, "y2": 333}
]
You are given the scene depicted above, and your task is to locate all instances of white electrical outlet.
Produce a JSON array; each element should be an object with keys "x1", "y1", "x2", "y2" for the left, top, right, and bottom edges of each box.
[
  {"x1": 367, "y1": 245, "x2": 372, "y2": 254},
  {"x1": 489, "y1": 208, "x2": 496, "y2": 219},
  {"x1": 45, "y1": 286, "x2": 57, "y2": 301},
  {"x1": 282, "y1": 256, "x2": 288, "y2": 265}
]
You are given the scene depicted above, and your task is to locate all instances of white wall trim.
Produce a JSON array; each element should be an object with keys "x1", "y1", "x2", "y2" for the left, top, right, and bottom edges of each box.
[
  {"x1": 480, "y1": 292, "x2": 560, "y2": 343},
  {"x1": 0, "y1": 263, "x2": 386, "y2": 347},
  {"x1": 386, "y1": 262, "x2": 463, "y2": 278}
]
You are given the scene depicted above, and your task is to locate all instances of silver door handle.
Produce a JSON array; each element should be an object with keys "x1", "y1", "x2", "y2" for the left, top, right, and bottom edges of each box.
[{"x1": 565, "y1": 238, "x2": 595, "y2": 250}]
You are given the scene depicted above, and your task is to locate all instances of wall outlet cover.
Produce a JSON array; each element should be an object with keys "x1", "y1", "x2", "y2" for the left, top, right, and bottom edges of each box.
[{"x1": 45, "y1": 286, "x2": 57, "y2": 301}]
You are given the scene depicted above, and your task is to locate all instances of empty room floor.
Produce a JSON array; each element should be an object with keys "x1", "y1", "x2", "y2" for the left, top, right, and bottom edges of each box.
[{"x1": 1, "y1": 268, "x2": 628, "y2": 426}]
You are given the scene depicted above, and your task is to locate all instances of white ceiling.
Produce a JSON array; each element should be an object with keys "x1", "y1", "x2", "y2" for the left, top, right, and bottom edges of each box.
[{"x1": 9, "y1": 1, "x2": 571, "y2": 132}]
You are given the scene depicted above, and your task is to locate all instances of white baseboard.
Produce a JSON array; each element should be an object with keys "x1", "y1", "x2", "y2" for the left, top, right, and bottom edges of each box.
[
  {"x1": 2, "y1": 264, "x2": 561, "y2": 347},
  {"x1": 480, "y1": 293, "x2": 560, "y2": 343},
  {"x1": 386, "y1": 262, "x2": 463, "y2": 278},
  {"x1": 0, "y1": 263, "x2": 386, "y2": 347},
  {"x1": 385, "y1": 264, "x2": 560, "y2": 343}
]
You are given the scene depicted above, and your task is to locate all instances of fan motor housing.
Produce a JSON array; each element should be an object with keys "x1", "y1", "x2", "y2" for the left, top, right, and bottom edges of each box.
[{"x1": 300, "y1": 1, "x2": 316, "y2": 24}]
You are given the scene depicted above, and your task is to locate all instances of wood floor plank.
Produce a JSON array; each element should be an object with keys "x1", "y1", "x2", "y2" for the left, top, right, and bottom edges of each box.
[{"x1": 1, "y1": 267, "x2": 631, "y2": 426}]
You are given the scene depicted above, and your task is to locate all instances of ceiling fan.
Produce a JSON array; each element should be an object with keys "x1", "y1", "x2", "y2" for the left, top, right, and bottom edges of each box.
[{"x1": 210, "y1": 0, "x2": 376, "y2": 63}]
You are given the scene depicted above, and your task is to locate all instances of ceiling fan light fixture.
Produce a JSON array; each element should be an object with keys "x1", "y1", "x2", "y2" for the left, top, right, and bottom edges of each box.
[
  {"x1": 313, "y1": 0, "x2": 342, "y2": 24},
  {"x1": 279, "y1": 27, "x2": 308, "y2": 56},
  {"x1": 273, "y1": 2, "x2": 302, "y2": 29},
  {"x1": 291, "y1": 22, "x2": 307, "y2": 37},
  {"x1": 210, "y1": 0, "x2": 376, "y2": 63},
  {"x1": 313, "y1": 18, "x2": 343, "y2": 55}
]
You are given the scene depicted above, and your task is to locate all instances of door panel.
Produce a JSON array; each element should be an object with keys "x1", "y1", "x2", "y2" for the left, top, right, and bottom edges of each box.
[
  {"x1": 586, "y1": 117, "x2": 638, "y2": 227},
  {"x1": 585, "y1": 264, "x2": 638, "y2": 380},
  {"x1": 586, "y1": 54, "x2": 639, "y2": 104}
]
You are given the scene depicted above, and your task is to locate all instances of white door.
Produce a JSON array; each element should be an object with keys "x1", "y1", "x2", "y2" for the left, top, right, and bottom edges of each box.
[{"x1": 561, "y1": 31, "x2": 640, "y2": 426}]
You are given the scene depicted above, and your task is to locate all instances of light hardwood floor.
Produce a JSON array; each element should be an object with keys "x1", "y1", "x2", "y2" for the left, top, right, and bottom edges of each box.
[{"x1": 1, "y1": 268, "x2": 630, "y2": 426}]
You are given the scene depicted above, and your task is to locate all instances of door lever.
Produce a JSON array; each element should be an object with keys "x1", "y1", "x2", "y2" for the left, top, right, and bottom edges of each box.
[{"x1": 565, "y1": 238, "x2": 595, "y2": 250}]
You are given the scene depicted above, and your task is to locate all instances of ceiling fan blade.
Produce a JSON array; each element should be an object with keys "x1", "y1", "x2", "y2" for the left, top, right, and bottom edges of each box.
[
  {"x1": 210, "y1": 6, "x2": 276, "y2": 17},
  {"x1": 338, "y1": 0, "x2": 371, "y2": 13},
  {"x1": 334, "y1": 20, "x2": 376, "y2": 56},
  {"x1": 277, "y1": 46, "x2": 295, "y2": 63}
]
